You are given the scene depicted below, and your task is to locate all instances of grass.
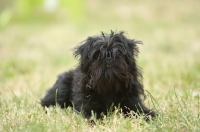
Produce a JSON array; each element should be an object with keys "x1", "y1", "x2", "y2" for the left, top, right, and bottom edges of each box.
[{"x1": 0, "y1": 0, "x2": 200, "y2": 131}]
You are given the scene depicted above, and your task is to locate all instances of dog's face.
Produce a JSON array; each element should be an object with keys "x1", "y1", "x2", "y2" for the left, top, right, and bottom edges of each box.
[{"x1": 75, "y1": 31, "x2": 142, "y2": 93}]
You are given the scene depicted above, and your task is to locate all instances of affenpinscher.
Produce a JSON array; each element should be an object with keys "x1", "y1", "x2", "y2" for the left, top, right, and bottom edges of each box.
[{"x1": 41, "y1": 31, "x2": 155, "y2": 120}]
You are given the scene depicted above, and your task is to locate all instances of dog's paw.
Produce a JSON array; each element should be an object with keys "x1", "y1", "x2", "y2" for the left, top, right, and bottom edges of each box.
[{"x1": 143, "y1": 110, "x2": 156, "y2": 121}]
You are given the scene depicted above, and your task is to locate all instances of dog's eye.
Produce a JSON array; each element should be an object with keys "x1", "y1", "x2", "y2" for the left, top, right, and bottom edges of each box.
[
  {"x1": 94, "y1": 52, "x2": 100, "y2": 60},
  {"x1": 116, "y1": 51, "x2": 120, "y2": 56}
]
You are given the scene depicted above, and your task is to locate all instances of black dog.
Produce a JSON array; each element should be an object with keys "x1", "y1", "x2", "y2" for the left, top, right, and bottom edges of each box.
[{"x1": 41, "y1": 31, "x2": 155, "y2": 120}]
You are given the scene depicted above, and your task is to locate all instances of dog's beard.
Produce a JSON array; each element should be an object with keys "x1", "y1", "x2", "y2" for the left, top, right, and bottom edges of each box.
[{"x1": 86, "y1": 57, "x2": 133, "y2": 93}]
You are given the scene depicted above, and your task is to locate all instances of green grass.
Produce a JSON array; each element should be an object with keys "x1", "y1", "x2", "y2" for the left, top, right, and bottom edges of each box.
[{"x1": 0, "y1": 0, "x2": 200, "y2": 131}]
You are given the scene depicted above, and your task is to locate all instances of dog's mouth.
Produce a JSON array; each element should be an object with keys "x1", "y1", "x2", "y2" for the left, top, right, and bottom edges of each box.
[
  {"x1": 106, "y1": 64, "x2": 111, "y2": 68},
  {"x1": 105, "y1": 57, "x2": 113, "y2": 68},
  {"x1": 88, "y1": 56, "x2": 129, "y2": 84},
  {"x1": 87, "y1": 59, "x2": 131, "y2": 93},
  {"x1": 89, "y1": 69, "x2": 130, "y2": 93}
]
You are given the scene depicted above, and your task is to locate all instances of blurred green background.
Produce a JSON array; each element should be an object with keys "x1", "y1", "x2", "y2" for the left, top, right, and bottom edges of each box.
[
  {"x1": 0, "y1": 0, "x2": 200, "y2": 101},
  {"x1": 0, "y1": 0, "x2": 200, "y2": 131},
  {"x1": 1, "y1": 0, "x2": 200, "y2": 98}
]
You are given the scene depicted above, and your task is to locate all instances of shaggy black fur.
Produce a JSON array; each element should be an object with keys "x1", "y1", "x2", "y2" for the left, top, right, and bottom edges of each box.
[{"x1": 41, "y1": 31, "x2": 155, "y2": 120}]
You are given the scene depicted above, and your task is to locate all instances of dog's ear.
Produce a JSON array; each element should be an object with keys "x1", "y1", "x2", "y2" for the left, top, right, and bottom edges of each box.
[
  {"x1": 114, "y1": 32, "x2": 142, "y2": 58},
  {"x1": 74, "y1": 37, "x2": 95, "y2": 71},
  {"x1": 126, "y1": 38, "x2": 142, "y2": 58},
  {"x1": 117, "y1": 32, "x2": 142, "y2": 64},
  {"x1": 120, "y1": 33, "x2": 142, "y2": 57},
  {"x1": 74, "y1": 42, "x2": 87, "y2": 60}
]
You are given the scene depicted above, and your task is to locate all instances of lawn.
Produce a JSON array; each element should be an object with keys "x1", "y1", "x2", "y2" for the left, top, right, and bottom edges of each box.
[{"x1": 0, "y1": 0, "x2": 200, "y2": 131}]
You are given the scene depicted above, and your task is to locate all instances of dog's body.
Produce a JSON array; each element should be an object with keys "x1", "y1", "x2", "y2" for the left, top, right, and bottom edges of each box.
[{"x1": 41, "y1": 31, "x2": 155, "y2": 120}]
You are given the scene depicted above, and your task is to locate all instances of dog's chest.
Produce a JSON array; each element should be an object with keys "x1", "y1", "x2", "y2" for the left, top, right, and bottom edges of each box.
[{"x1": 86, "y1": 92, "x2": 126, "y2": 108}]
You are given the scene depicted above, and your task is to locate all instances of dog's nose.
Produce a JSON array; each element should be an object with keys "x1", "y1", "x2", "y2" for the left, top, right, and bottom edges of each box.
[
  {"x1": 106, "y1": 58, "x2": 113, "y2": 67},
  {"x1": 106, "y1": 58, "x2": 112, "y2": 64},
  {"x1": 105, "y1": 51, "x2": 113, "y2": 67}
]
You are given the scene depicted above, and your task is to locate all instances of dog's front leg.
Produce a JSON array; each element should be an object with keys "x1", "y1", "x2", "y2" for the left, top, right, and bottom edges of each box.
[
  {"x1": 122, "y1": 96, "x2": 156, "y2": 120},
  {"x1": 41, "y1": 71, "x2": 74, "y2": 108}
]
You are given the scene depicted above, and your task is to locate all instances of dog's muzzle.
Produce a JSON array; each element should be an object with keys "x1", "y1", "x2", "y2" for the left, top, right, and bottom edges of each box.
[
  {"x1": 106, "y1": 58, "x2": 113, "y2": 67},
  {"x1": 105, "y1": 50, "x2": 114, "y2": 68}
]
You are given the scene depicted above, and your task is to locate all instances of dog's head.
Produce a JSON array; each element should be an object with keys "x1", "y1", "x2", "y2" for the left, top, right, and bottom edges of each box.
[{"x1": 74, "y1": 31, "x2": 144, "y2": 94}]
